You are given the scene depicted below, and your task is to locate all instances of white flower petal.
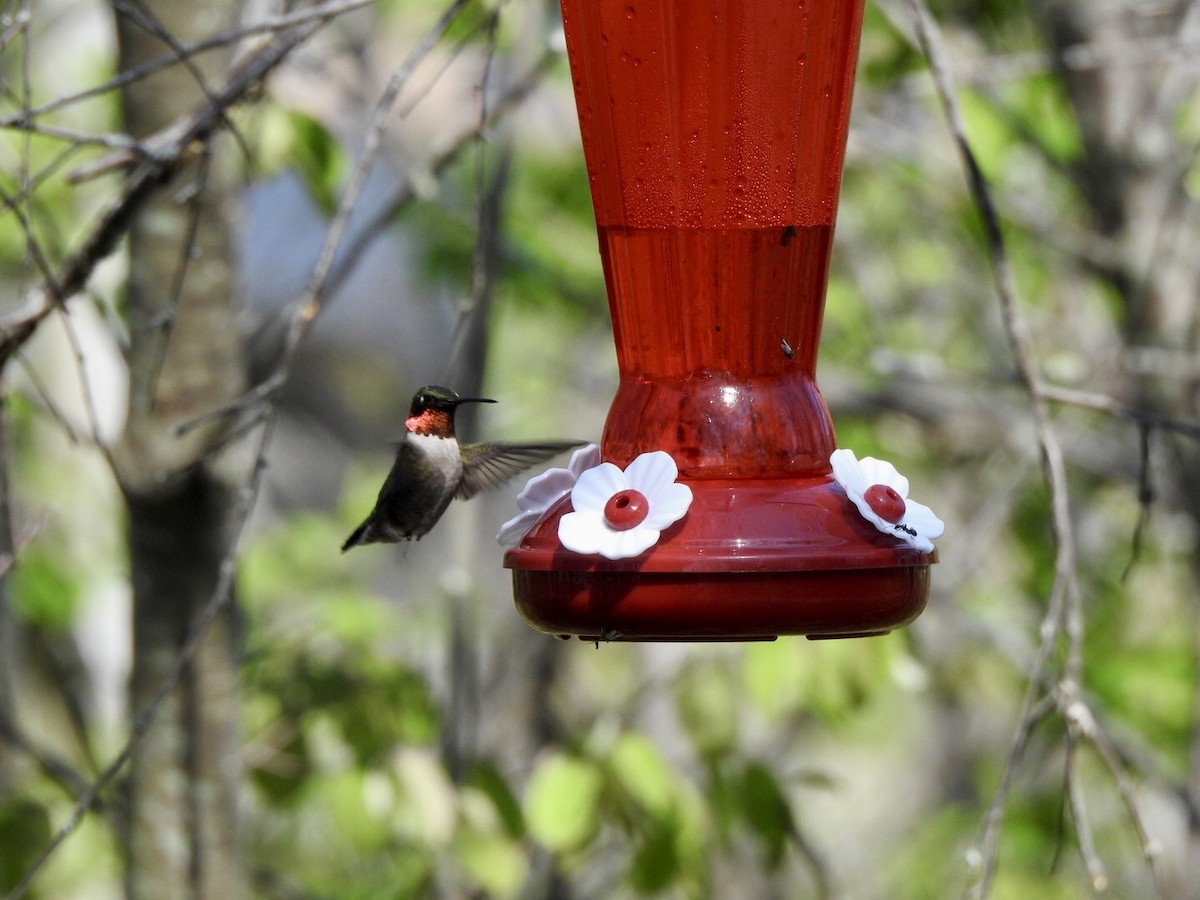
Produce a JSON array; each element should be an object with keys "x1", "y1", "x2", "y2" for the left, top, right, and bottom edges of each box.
[
  {"x1": 570, "y1": 463, "x2": 628, "y2": 515},
  {"x1": 901, "y1": 500, "x2": 944, "y2": 541},
  {"x1": 894, "y1": 529, "x2": 934, "y2": 553},
  {"x1": 558, "y1": 510, "x2": 605, "y2": 555},
  {"x1": 623, "y1": 451, "x2": 679, "y2": 495},
  {"x1": 516, "y1": 467, "x2": 576, "y2": 512},
  {"x1": 551, "y1": 449, "x2": 694, "y2": 559},
  {"x1": 496, "y1": 509, "x2": 543, "y2": 547},
  {"x1": 599, "y1": 526, "x2": 660, "y2": 560},
  {"x1": 859, "y1": 456, "x2": 909, "y2": 497},
  {"x1": 642, "y1": 482, "x2": 693, "y2": 530},
  {"x1": 566, "y1": 443, "x2": 602, "y2": 478},
  {"x1": 829, "y1": 448, "x2": 867, "y2": 494},
  {"x1": 849, "y1": 497, "x2": 891, "y2": 534},
  {"x1": 832, "y1": 447, "x2": 943, "y2": 552}
]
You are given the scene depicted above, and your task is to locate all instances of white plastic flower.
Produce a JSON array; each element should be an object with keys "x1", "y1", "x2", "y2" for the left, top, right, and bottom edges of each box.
[
  {"x1": 830, "y1": 448, "x2": 944, "y2": 553},
  {"x1": 497, "y1": 443, "x2": 602, "y2": 547},
  {"x1": 558, "y1": 451, "x2": 693, "y2": 560}
]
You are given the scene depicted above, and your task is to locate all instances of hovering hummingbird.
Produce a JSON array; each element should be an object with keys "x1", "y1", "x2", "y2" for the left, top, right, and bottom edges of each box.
[{"x1": 341, "y1": 385, "x2": 585, "y2": 551}]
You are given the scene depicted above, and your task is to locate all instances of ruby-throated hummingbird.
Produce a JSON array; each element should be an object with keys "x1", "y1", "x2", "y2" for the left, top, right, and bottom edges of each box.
[{"x1": 341, "y1": 385, "x2": 585, "y2": 551}]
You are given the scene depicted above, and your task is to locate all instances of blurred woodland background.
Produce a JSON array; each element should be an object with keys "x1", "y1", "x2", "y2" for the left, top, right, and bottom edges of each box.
[{"x1": 2, "y1": 0, "x2": 1200, "y2": 897}]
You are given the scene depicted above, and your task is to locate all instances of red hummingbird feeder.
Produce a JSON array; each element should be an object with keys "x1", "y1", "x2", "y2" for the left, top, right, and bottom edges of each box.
[{"x1": 503, "y1": 0, "x2": 938, "y2": 640}]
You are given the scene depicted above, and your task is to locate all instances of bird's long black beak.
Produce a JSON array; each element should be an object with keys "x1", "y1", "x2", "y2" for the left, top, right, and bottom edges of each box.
[{"x1": 454, "y1": 396, "x2": 497, "y2": 406}]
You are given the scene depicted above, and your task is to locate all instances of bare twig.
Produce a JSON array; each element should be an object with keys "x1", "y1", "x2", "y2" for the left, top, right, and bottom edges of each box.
[
  {"x1": 1083, "y1": 701, "x2": 1165, "y2": 895},
  {"x1": 911, "y1": 2, "x2": 1172, "y2": 893},
  {"x1": 0, "y1": 15, "x2": 327, "y2": 368},
  {"x1": 1064, "y1": 699, "x2": 1109, "y2": 892},
  {"x1": 0, "y1": 0, "x2": 376, "y2": 127},
  {"x1": 902, "y1": 2, "x2": 1134, "y2": 897},
  {"x1": 1041, "y1": 383, "x2": 1200, "y2": 441},
  {"x1": 1122, "y1": 423, "x2": 1153, "y2": 581},
  {"x1": 0, "y1": 706, "x2": 99, "y2": 807}
]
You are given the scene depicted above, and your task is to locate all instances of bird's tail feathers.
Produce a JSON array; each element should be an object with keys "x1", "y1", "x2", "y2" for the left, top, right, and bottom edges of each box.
[{"x1": 341, "y1": 521, "x2": 371, "y2": 553}]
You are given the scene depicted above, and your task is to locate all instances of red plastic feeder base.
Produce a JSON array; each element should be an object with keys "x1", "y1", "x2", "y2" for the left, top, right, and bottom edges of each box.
[{"x1": 504, "y1": 475, "x2": 933, "y2": 642}]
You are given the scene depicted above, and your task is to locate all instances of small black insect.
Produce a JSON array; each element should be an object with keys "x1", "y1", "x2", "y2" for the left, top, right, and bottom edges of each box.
[
  {"x1": 780, "y1": 338, "x2": 794, "y2": 359},
  {"x1": 780, "y1": 225, "x2": 796, "y2": 246}
]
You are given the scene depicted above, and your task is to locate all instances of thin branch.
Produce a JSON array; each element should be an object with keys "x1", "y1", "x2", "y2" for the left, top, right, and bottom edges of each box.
[
  {"x1": 0, "y1": 14, "x2": 328, "y2": 368},
  {"x1": 1041, "y1": 383, "x2": 1200, "y2": 441},
  {"x1": 904, "y1": 2, "x2": 1094, "y2": 896},
  {"x1": 0, "y1": 698, "x2": 99, "y2": 812},
  {"x1": 12, "y1": 353, "x2": 83, "y2": 445},
  {"x1": 110, "y1": 0, "x2": 252, "y2": 164},
  {"x1": 1122, "y1": 423, "x2": 1153, "y2": 582},
  {"x1": 1064, "y1": 714, "x2": 1109, "y2": 892},
  {"x1": 0, "y1": 0, "x2": 375, "y2": 126},
  {"x1": 967, "y1": 691, "x2": 1058, "y2": 894},
  {"x1": 0, "y1": 118, "x2": 139, "y2": 151},
  {"x1": 1082, "y1": 701, "x2": 1165, "y2": 895},
  {"x1": 0, "y1": 514, "x2": 96, "y2": 807}
]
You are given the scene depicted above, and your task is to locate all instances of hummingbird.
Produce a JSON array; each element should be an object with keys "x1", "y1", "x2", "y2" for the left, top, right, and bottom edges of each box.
[{"x1": 341, "y1": 385, "x2": 585, "y2": 551}]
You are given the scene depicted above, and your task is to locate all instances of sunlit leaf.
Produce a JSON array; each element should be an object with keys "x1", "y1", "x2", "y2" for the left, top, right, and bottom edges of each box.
[
  {"x1": 676, "y1": 664, "x2": 738, "y2": 760},
  {"x1": 609, "y1": 732, "x2": 678, "y2": 820},
  {"x1": 525, "y1": 752, "x2": 604, "y2": 853}
]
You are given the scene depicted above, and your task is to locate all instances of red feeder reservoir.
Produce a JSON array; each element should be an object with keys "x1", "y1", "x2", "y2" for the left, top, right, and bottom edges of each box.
[{"x1": 504, "y1": 0, "x2": 938, "y2": 640}]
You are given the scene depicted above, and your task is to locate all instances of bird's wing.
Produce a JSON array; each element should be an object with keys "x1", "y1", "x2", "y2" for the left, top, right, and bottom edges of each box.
[{"x1": 457, "y1": 440, "x2": 587, "y2": 500}]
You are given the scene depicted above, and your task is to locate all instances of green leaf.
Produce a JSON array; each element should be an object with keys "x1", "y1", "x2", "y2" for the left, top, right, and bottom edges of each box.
[
  {"x1": 255, "y1": 106, "x2": 347, "y2": 212},
  {"x1": 743, "y1": 640, "x2": 807, "y2": 720},
  {"x1": 739, "y1": 762, "x2": 794, "y2": 869},
  {"x1": 453, "y1": 822, "x2": 527, "y2": 897},
  {"x1": 10, "y1": 549, "x2": 79, "y2": 629},
  {"x1": 465, "y1": 761, "x2": 525, "y2": 838},
  {"x1": 676, "y1": 664, "x2": 739, "y2": 759},
  {"x1": 0, "y1": 795, "x2": 51, "y2": 893},
  {"x1": 609, "y1": 732, "x2": 677, "y2": 820},
  {"x1": 628, "y1": 822, "x2": 681, "y2": 893},
  {"x1": 392, "y1": 748, "x2": 457, "y2": 845},
  {"x1": 524, "y1": 752, "x2": 604, "y2": 853},
  {"x1": 454, "y1": 783, "x2": 529, "y2": 894}
]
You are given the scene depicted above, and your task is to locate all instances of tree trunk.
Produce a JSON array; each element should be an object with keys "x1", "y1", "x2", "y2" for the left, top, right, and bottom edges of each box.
[{"x1": 113, "y1": 1, "x2": 246, "y2": 897}]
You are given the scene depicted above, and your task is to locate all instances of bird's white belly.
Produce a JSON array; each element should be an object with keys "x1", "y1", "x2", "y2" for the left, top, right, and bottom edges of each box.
[{"x1": 411, "y1": 433, "x2": 463, "y2": 490}]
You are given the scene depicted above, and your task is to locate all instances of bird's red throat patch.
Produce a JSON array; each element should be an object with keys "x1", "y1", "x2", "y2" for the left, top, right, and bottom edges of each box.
[{"x1": 405, "y1": 409, "x2": 453, "y2": 436}]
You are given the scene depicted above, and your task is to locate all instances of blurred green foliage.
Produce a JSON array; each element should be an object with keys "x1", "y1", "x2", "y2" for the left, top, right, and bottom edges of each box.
[{"x1": 1, "y1": 0, "x2": 1195, "y2": 897}]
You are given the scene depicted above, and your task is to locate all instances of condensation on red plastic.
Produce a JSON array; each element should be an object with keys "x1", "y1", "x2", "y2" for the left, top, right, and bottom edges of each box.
[
  {"x1": 562, "y1": 0, "x2": 865, "y2": 477},
  {"x1": 563, "y1": 0, "x2": 863, "y2": 229}
]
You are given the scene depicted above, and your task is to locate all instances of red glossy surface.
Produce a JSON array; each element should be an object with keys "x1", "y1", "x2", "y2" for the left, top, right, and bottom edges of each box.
[
  {"x1": 506, "y1": 476, "x2": 934, "y2": 639},
  {"x1": 506, "y1": 0, "x2": 934, "y2": 641},
  {"x1": 564, "y1": 0, "x2": 864, "y2": 230},
  {"x1": 513, "y1": 566, "x2": 929, "y2": 642},
  {"x1": 604, "y1": 489, "x2": 648, "y2": 530},
  {"x1": 599, "y1": 226, "x2": 836, "y2": 476},
  {"x1": 511, "y1": 478, "x2": 934, "y2": 574},
  {"x1": 865, "y1": 484, "x2": 906, "y2": 524}
]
